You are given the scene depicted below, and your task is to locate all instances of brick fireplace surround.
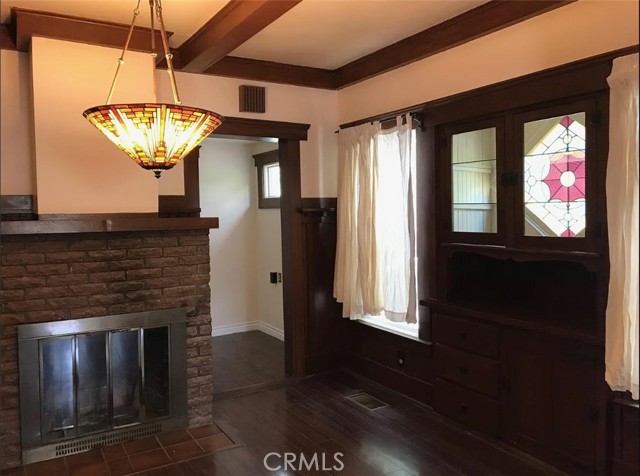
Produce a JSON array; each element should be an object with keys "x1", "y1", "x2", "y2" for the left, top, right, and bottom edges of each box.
[{"x1": 0, "y1": 228, "x2": 213, "y2": 469}]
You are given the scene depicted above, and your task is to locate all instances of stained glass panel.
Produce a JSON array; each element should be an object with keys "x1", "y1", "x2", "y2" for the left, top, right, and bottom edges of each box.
[{"x1": 523, "y1": 112, "x2": 586, "y2": 237}]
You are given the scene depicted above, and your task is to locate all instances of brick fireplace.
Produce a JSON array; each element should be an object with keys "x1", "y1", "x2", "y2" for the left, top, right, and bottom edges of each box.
[{"x1": 0, "y1": 227, "x2": 214, "y2": 469}]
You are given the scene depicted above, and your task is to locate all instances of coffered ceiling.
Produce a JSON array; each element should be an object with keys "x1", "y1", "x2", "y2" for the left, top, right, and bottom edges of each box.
[{"x1": 0, "y1": 0, "x2": 575, "y2": 88}]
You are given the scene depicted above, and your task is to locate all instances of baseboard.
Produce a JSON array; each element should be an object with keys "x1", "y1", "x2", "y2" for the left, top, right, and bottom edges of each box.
[
  {"x1": 211, "y1": 320, "x2": 284, "y2": 340},
  {"x1": 257, "y1": 321, "x2": 285, "y2": 341},
  {"x1": 211, "y1": 321, "x2": 259, "y2": 337}
]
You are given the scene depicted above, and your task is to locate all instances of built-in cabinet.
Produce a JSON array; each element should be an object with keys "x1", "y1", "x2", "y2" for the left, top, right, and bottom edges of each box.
[{"x1": 419, "y1": 50, "x2": 633, "y2": 475}]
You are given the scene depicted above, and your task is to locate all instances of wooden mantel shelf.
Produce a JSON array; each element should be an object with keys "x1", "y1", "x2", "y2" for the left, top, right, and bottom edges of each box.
[{"x1": 0, "y1": 216, "x2": 219, "y2": 235}]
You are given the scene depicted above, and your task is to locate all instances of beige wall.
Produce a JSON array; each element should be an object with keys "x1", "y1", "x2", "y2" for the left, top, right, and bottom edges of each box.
[
  {"x1": 30, "y1": 37, "x2": 159, "y2": 213},
  {"x1": 0, "y1": 50, "x2": 34, "y2": 195},
  {"x1": 201, "y1": 139, "x2": 258, "y2": 331},
  {"x1": 338, "y1": 0, "x2": 640, "y2": 123},
  {"x1": 251, "y1": 142, "x2": 284, "y2": 337}
]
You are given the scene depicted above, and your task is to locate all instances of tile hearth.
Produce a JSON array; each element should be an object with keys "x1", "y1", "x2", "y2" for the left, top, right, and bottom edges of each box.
[{"x1": 4, "y1": 423, "x2": 235, "y2": 476}]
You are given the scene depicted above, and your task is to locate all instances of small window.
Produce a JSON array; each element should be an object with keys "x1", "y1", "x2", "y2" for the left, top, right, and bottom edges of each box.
[
  {"x1": 263, "y1": 162, "x2": 281, "y2": 199},
  {"x1": 253, "y1": 149, "x2": 280, "y2": 209}
]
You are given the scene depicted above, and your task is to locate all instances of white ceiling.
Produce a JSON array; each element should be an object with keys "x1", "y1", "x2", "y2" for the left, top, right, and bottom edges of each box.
[
  {"x1": 1, "y1": 0, "x2": 488, "y2": 69},
  {"x1": 231, "y1": 0, "x2": 486, "y2": 69}
]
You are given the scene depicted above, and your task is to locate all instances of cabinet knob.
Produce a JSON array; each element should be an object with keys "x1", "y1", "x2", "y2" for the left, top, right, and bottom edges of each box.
[
  {"x1": 460, "y1": 403, "x2": 468, "y2": 414},
  {"x1": 459, "y1": 332, "x2": 468, "y2": 341},
  {"x1": 459, "y1": 366, "x2": 469, "y2": 375}
]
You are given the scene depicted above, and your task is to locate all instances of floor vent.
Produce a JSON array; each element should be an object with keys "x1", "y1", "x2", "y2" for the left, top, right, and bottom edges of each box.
[
  {"x1": 347, "y1": 392, "x2": 387, "y2": 410},
  {"x1": 54, "y1": 423, "x2": 162, "y2": 457}
]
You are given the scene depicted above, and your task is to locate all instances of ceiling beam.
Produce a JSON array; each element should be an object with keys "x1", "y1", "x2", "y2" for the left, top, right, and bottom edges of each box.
[
  {"x1": 334, "y1": 0, "x2": 576, "y2": 89},
  {"x1": 178, "y1": 0, "x2": 302, "y2": 73},
  {"x1": 204, "y1": 56, "x2": 335, "y2": 90},
  {"x1": 11, "y1": 8, "x2": 170, "y2": 53}
]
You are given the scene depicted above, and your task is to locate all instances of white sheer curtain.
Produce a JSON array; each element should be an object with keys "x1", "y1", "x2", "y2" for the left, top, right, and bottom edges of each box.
[
  {"x1": 605, "y1": 53, "x2": 639, "y2": 400},
  {"x1": 334, "y1": 115, "x2": 417, "y2": 323}
]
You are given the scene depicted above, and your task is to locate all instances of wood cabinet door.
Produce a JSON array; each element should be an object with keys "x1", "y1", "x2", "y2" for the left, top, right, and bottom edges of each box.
[
  {"x1": 504, "y1": 335, "x2": 554, "y2": 454},
  {"x1": 552, "y1": 352, "x2": 598, "y2": 472},
  {"x1": 504, "y1": 332, "x2": 600, "y2": 474}
]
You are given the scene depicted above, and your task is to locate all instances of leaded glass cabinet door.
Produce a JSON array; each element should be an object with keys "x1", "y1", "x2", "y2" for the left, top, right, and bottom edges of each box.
[
  {"x1": 514, "y1": 99, "x2": 599, "y2": 251},
  {"x1": 440, "y1": 117, "x2": 506, "y2": 244}
]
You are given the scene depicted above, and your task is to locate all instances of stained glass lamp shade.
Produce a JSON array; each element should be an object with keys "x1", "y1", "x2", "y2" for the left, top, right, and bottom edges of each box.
[
  {"x1": 524, "y1": 114, "x2": 586, "y2": 237},
  {"x1": 83, "y1": 0, "x2": 222, "y2": 178},
  {"x1": 83, "y1": 104, "x2": 222, "y2": 178}
]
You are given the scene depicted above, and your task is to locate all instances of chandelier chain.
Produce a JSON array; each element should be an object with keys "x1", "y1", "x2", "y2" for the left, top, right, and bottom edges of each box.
[
  {"x1": 106, "y1": 0, "x2": 141, "y2": 104},
  {"x1": 105, "y1": 0, "x2": 180, "y2": 105}
]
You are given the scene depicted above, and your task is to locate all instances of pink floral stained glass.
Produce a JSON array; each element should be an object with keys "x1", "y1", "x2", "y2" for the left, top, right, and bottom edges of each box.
[{"x1": 523, "y1": 113, "x2": 587, "y2": 237}]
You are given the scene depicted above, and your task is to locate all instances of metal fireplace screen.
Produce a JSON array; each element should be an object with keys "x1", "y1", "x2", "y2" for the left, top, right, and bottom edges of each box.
[{"x1": 18, "y1": 309, "x2": 188, "y2": 464}]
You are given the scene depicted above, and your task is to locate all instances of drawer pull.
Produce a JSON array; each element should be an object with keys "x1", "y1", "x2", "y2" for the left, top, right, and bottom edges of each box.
[
  {"x1": 459, "y1": 332, "x2": 468, "y2": 341},
  {"x1": 460, "y1": 403, "x2": 468, "y2": 414},
  {"x1": 459, "y1": 366, "x2": 469, "y2": 376}
]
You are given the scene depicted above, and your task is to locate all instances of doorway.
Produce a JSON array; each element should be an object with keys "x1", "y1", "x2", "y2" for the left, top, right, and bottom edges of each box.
[{"x1": 200, "y1": 137, "x2": 285, "y2": 395}]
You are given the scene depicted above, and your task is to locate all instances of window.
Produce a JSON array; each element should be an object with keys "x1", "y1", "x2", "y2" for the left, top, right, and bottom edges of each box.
[
  {"x1": 263, "y1": 162, "x2": 281, "y2": 199},
  {"x1": 356, "y1": 128, "x2": 419, "y2": 337},
  {"x1": 253, "y1": 149, "x2": 280, "y2": 209}
]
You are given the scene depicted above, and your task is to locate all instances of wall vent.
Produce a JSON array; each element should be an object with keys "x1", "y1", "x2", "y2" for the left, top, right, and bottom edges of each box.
[{"x1": 239, "y1": 85, "x2": 266, "y2": 113}]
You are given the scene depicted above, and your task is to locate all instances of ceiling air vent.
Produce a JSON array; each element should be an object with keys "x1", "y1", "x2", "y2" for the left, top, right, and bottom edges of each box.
[{"x1": 239, "y1": 85, "x2": 266, "y2": 113}]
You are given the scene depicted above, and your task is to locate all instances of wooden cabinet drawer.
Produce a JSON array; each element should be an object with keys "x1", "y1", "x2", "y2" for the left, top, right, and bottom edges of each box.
[
  {"x1": 433, "y1": 314, "x2": 499, "y2": 358},
  {"x1": 434, "y1": 344, "x2": 500, "y2": 397},
  {"x1": 434, "y1": 378, "x2": 501, "y2": 437}
]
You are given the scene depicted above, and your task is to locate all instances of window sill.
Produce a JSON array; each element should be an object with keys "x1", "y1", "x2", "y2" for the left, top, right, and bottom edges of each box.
[{"x1": 357, "y1": 317, "x2": 423, "y2": 342}]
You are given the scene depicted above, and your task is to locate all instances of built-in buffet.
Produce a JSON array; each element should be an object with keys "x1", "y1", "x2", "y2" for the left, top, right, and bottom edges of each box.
[{"x1": 419, "y1": 48, "x2": 638, "y2": 476}]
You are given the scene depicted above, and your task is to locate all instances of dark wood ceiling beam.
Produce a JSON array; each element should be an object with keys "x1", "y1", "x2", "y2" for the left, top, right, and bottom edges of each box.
[
  {"x1": 334, "y1": 0, "x2": 576, "y2": 89},
  {"x1": 178, "y1": 0, "x2": 302, "y2": 73},
  {"x1": 11, "y1": 8, "x2": 170, "y2": 53},
  {"x1": 204, "y1": 56, "x2": 336, "y2": 90}
]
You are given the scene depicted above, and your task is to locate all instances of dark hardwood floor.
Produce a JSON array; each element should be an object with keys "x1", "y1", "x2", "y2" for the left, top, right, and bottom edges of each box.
[
  {"x1": 212, "y1": 331, "x2": 285, "y2": 394},
  {"x1": 156, "y1": 370, "x2": 567, "y2": 476},
  {"x1": 10, "y1": 370, "x2": 570, "y2": 475}
]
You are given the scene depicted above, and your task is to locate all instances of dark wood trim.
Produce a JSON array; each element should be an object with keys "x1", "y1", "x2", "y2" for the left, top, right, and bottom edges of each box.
[
  {"x1": 279, "y1": 139, "x2": 306, "y2": 377},
  {"x1": 253, "y1": 149, "x2": 280, "y2": 209},
  {"x1": 11, "y1": 8, "x2": 171, "y2": 53},
  {"x1": 0, "y1": 195, "x2": 34, "y2": 214},
  {"x1": 158, "y1": 147, "x2": 202, "y2": 217},
  {"x1": 0, "y1": 23, "x2": 16, "y2": 50},
  {"x1": 339, "y1": 45, "x2": 638, "y2": 130},
  {"x1": 300, "y1": 197, "x2": 337, "y2": 210},
  {"x1": 333, "y1": 0, "x2": 575, "y2": 88},
  {"x1": 214, "y1": 116, "x2": 310, "y2": 140},
  {"x1": 0, "y1": 216, "x2": 219, "y2": 235},
  {"x1": 0, "y1": 195, "x2": 36, "y2": 221},
  {"x1": 204, "y1": 56, "x2": 336, "y2": 90},
  {"x1": 178, "y1": 0, "x2": 302, "y2": 73}
]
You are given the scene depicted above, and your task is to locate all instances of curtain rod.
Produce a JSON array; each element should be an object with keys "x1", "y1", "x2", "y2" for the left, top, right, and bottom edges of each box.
[{"x1": 335, "y1": 111, "x2": 424, "y2": 134}]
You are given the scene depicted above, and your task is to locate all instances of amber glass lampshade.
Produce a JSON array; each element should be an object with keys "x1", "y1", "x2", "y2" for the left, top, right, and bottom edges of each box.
[
  {"x1": 83, "y1": 0, "x2": 222, "y2": 178},
  {"x1": 83, "y1": 103, "x2": 222, "y2": 178}
]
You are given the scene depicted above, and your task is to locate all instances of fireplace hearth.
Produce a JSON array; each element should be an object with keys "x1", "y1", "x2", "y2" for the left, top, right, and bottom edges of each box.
[{"x1": 18, "y1": 309, "x2": 188, "y2": 464}]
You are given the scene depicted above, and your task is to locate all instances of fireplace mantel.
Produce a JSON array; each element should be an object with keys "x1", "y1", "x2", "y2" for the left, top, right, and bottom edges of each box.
[{"x1": 0, "y1": 216, "x2": 219, "y2": 235}]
